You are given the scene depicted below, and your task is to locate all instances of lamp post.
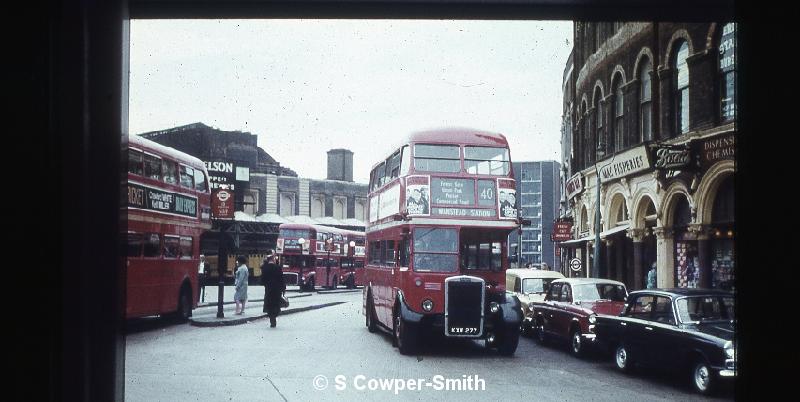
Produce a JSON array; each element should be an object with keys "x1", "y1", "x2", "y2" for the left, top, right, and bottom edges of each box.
[
  {"x1": 297, "y1": 237, "x2": 306, "y2": 292},
  {"x1": 593, "y1": 149, "x2": 618, "y2": 278}
]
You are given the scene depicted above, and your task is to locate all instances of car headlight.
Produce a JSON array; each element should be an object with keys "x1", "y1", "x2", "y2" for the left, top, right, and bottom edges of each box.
[
  {"x1": 422, "y1": 299, "x2": 433, "y2": 312},
  {"x1": 588, "y1": 314, "x2": 597, "y2": 324},
  {"x1": 724, "y1": 341, "x2": 735, "y2": 359},
  {"x1": 489, "y1": 302, "x2": 500, "y2": 314}
]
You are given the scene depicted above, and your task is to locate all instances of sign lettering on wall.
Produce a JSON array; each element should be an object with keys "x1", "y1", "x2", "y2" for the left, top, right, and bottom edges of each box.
[
  {"x1": 205, "y1": 160, "x2": 237, "y2": 190},
  {"x1": 598, "y1": 145, "x2": 651, "y2": 183},
  {"x1": 699, "y1": 134, "x2": 735, "y2": 166},
  {"x1": 653, "y1": 145, "x2": 693, "y2": 170},
  {"x1": 565, "y1": 173, "x2": 583, "y2": 199}
]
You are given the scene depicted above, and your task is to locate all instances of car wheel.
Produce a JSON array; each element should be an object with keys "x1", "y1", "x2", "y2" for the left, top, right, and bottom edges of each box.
[
  {"x1": 536, "y1": 321, "x2": 548, "y2": 345},
  {"x1": 615, "y1": 344, "x2": 634, "y2": 373},
  {"x1": 570, "y1": 328, "x2": 585, "y2": 358},
  {"x1": 691, "y1": 359, "x2": 715, "y2": 394},
  {"x1": 365, "y1": 292, "x2": 377, "y2": 333}
]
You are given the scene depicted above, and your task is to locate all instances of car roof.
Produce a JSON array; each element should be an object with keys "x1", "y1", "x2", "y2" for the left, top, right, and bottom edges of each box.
[
  {"x1": 629, "y1": 288, "x2": 734, "y2": 297},
  {"x1": 506, "y1": 269, "x2": 565, "y2": 279},
  {"x1": 551, "y1": 277, "x2": 626, "y2": 286}
]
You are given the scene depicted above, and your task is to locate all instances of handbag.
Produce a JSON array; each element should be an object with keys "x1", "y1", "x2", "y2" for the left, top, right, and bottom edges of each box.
[{"x1": 279, "y1": 293, "x2": 289, "y2": 308}]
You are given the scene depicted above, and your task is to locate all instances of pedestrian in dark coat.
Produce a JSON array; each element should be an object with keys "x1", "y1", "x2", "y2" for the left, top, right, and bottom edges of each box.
[{"x1": 260, "y1": 251, "x2": 286, "y2": 327}]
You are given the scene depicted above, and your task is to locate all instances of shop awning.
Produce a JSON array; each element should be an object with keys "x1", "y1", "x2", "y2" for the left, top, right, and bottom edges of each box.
[
  {"x1": 560, "y1": 236, "x2": 592, "y2": 246},
  {"x1": 600, "y1": 224, "x2": 630, "y2": 239}
]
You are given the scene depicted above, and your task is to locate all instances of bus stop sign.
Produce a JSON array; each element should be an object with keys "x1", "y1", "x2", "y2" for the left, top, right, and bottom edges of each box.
[{"x1": 569, "y1": 258, "x2": 582, "y2": 272}]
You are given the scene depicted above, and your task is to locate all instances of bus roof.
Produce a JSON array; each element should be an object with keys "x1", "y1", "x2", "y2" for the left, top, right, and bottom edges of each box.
[
  {"x1": 408, "y1": 128, "x2": 509, "y2": 147},
  {"x1": 125, "y1": 134, "x2": 207, "y2": 170},
  {"x1": 279, "y1": 222, "x2": 364, "y2": 236}
]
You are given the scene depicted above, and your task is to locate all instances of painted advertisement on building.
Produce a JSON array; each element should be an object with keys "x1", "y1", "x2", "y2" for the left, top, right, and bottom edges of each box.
[{"x1": 598, "y1": 145, "x2": 651, "y2": 183}]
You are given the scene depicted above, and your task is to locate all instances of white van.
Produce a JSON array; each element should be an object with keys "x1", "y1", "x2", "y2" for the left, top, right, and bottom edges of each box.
[{"x1": 506, "y1": 268, "x2": 565, "y2": 336}]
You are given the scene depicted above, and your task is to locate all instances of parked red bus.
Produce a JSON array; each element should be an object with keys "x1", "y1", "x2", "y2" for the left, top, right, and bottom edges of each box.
[
  {"x1": 124, "y1": 134, "x2": 211, "y2": 320},
  {"x1": 363, "y1": 128, "x2": 523, "y2": 355},
  {"x1": 340, "y1": 231, "x2": 366, "y2": 289},
  {"x1": 277, "y1": 223, "x2": 364, "y2": 290}
]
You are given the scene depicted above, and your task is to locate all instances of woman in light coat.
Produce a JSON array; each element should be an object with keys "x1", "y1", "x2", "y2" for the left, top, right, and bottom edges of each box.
[{"x1": 234, "y1": 256, "x2": 249, "y2": 314}]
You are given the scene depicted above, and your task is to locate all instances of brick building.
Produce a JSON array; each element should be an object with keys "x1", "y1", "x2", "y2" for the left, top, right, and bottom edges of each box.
[{"x1": 560, "y1": 22, "x2": 736, "y2": 291}]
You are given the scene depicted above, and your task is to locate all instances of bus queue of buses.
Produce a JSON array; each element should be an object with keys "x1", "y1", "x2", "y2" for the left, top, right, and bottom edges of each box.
[{"x1": 126, "y1": 128, "x2": 523, "y2": 356}]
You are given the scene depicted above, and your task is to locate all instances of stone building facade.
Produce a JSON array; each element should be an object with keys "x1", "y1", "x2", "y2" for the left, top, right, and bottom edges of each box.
[{"x1": 560, "y1": 22, "x2": 736, "y2": 292}]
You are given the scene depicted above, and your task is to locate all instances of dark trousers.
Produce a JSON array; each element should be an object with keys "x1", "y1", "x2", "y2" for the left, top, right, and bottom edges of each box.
[{"x1": 199, "y1": 274, "x2": 206, "y2": 302}]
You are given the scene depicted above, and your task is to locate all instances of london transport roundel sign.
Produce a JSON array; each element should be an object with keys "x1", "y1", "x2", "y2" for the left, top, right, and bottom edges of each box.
[{"x1": 570, "y1": 258, "x2": 582, "y2": 272}]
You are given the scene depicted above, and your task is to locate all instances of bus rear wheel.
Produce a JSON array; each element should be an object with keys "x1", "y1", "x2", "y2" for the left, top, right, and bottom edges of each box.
[{"x1": 173, "y1": 287, "x2": 191, "y2": 323}]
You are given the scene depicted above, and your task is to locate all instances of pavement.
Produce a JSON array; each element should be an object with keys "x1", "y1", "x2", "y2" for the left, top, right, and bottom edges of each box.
[{"x1": 190, "y1": 284, "x2": 362, "y2": 327}]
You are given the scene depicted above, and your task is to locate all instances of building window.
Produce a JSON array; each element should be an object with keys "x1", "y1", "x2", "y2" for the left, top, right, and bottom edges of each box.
[
  {"x1": 243, "y1": 190, "x2": 258, "y2": 216},
  {"x1": 673, "y1": 41, "x2": 690, "y2": 136},
  {"x1": 613, "y1": 77, "x2": 624, "y2": 152},
  {"x1": 639, "y1": 57, "x2": 653, "y2": 142},
  {"x1": 280, "y1": 193, "x2": 295, "y2": 216},
  {"x1": 594, "y1": 90, "x2": 604, "y2": 158},
  {"x1": 718, "y1": 23, "x2": 736, "y2": 123},
  {"x1": 333, "y1": 197, "x2": 347, "y2": 219},
  {"x1": 311, "y1": 196, "x2": 325, "y2": 218},
  {"x1": 354, "y1": 199, "x2": 366, "y2": 221}
]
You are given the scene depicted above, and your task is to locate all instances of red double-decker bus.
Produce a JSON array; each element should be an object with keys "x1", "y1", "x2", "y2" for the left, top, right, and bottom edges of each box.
[
  {"x1": 277, "y1": 223, "x2": 365, "y2": 290},
  {"x1": 363, "y1": 128, "x2": 523, "y2": 355},
  {"x1": 340, "y1": 230, "x2": 366, "y2": 289},
  {"x1": 124, "y1": 134, "x2": 211, "y2": 320}
]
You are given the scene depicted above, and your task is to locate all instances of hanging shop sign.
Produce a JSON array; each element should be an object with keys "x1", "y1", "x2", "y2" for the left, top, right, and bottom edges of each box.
[
  {"x1": 565, "y1": 173, "x2": 584, "y2": 200},
  {"x1": 597, "y1": 145, "x2": 651, "y2": 183},
  {"x1": 653, "y1": 145, "x2": 693, "y2": 170},
  {"x1": 551, "y1": 221, "x2": 574, "y2": 241}
]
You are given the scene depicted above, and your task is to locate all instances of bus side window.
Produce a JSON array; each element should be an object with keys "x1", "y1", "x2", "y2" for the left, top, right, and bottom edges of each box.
[
  {"x1": 144, "y1": 154, "x2": 162, "y2": 180},
  {"x1": 128, "y1": 149, "x2": 144, "y2": 176},
  {"x1": 143, "y1": 233, "x2": 161, "y2": 257},
  {"x1": 179, "y1": 165, "x2": 194, "y2": 188},
  {"x1": 399, "y1": 239, "x2": 409, "y2": 267},
  {"x1": 162, "y1": 159, "x2": 178, "y2": 185},
  {"x1": 127, "y1": 232, "x2": 143, "y2": 257}
]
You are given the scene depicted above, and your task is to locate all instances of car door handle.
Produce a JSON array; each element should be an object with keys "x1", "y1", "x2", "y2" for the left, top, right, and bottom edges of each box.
[{"x1": 645, "y1": 326, "x2": 653, "y2": 331}]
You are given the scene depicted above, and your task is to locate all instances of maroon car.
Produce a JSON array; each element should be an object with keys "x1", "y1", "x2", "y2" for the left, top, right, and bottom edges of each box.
[{"x1": 531, "y1": 278, "x2": 628, "y2": 357}]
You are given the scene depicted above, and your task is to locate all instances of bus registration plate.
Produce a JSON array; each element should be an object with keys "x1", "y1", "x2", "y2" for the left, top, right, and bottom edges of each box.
[{"x1": 448, "y1": 327, "x2": 479, "y2": 335}]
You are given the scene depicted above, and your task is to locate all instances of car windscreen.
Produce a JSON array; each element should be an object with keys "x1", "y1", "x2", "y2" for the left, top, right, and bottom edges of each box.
[
  {"x1": 676, "y1": 296, "x2": 735, "y2": 323},
  {"x1": 521, "y1": 278, "x2": 557, "y2": 294},
  {"x1": 572, "y1": 283, "x2": 627, "y2": 302}
]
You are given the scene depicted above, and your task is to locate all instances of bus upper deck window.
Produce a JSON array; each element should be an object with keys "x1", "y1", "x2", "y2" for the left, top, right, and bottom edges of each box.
[
  {"x1": 128, "y1": 149, "x2": 144, "y2": 176},
  {"x1": 144, "y1": 154, "x2": 162, "y2": 180},
  {"x1": 194, "y1": 169, "x2": 208, "y2": 192},
  {"x1": 413, "y1": 144, "x2": 460, "y2": 173},
  {"x1": 162, "y1": 160, "x2": 178, "y2": 185},
  {"x1": 179, "y1": 165, "x2": 195, "y2": 188}
]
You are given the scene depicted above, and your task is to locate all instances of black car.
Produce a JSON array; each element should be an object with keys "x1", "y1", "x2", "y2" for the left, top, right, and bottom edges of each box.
[{"x1": 594, "y1": 288, "x2": 736, "y2": 394}]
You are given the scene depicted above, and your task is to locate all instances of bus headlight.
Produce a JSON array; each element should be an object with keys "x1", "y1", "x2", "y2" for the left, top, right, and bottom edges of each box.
[
  {"x1": 422, "y1": 299, "x2": 433, "y2": 312},
  {"x1": 415, "y1": 278, "x2": 422, "y2": 287},
  {"x1": 489, "y1": 302, "x2": 500, "y2": 314}
]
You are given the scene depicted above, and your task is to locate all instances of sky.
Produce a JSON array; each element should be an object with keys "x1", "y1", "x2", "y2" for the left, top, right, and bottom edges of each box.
[{"x1": 129, "y1": 19, "x2": 573, "y2": 183}]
